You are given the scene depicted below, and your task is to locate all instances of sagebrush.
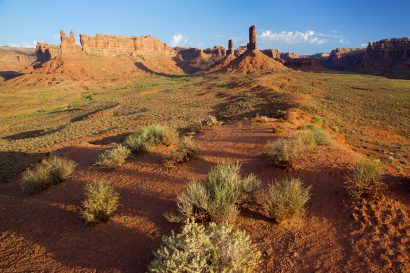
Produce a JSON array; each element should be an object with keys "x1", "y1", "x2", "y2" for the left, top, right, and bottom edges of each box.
[
  {"x1": 149, "y1": 220, "x2": 261, "y2": 273},
  {"x1": 169, "y1": 138, "x2": 198, "y2": 164},
  {"x1": 21, "y1": 156, "x2": 76, "y2": 194},
  {"x1": 83, "y1": 180, "x2": 120, "y2": 224},
  {"x1": 95, "y1": 145, "x2": 131, "y2": 168},
  {"x1": 265, "y1": 137, "x2": 306, "y2": 167},
  {"x1": 124, "y1": 124, "x2": 176, "y2": 153},
  {"x1": 261, "y1": 178, "x2": 310, "y2": 223},
  {"x1": 345, "y1": 158, "x2": 384, "y2": 198},
  {"x1": 176, "y1": 163, "x2": 260, "y2": 223}
]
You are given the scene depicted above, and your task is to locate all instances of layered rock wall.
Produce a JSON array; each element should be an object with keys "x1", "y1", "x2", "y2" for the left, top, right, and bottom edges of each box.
[
  {"x1": 79, "y1": 34, "x2": 173, "y2": 56},
  {"x1": 365, "y1": 38, "x2": 410, "y2": 71},
  {"x1": 328, "y1": 48, "x2": 366, "y2": 69}
]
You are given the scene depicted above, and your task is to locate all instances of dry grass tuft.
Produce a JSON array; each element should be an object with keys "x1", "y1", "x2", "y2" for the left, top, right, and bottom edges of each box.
[{"x1": 21, "y1": 156, "x2": 76, "y2": 194}]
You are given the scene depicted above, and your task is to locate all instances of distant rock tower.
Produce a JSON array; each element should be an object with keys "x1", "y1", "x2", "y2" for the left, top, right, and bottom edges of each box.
[
  {"x1": 247, "y1": 25, "x2": 256, "y2": 52},
  {"x1": 227, "y1": 39, "x2": 234, "y2": 56},
  {"x1": 60, "y1": 29, "x2": 80, "y2": 53}
]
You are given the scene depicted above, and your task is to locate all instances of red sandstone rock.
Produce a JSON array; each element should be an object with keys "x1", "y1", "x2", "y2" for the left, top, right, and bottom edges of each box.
[
  {"x1": 247, "y1": 25, "x2": 256, "y2": 52},
  {"x1": 262, "y1": 49, "x2": 280, "y2": 59},
  {"x1": 227, "y1": 39, "x2": 234, "y2": 56}
]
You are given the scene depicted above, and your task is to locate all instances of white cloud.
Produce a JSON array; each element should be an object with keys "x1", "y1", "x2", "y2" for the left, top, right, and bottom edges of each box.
[
  {"x1": 52, "y1": 34, "x2": 60, "y2": 39},
  {"x1": 339, "y1": 39, "x2": 347, "y2": 44},
  {"x1": 260, "y1": 30, "x2": 327, "y2": 45},
  {"x1": 7, "y1": 41, "x2": 37, "y2": 48},
  {"x1": 216, "y1": 34, "x2": 224, "y2": 38},
  {"x1": 361, "y1": 43, "x2": 368, "y2": 47},
  {"x1": 171, "y1": 34, "x2": 191, "y2": 47}
]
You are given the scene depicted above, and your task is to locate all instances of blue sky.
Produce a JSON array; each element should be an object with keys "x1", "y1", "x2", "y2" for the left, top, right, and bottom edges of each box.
[{"x1": 0, "y1": 0, "x2": 409, "y2": 54}]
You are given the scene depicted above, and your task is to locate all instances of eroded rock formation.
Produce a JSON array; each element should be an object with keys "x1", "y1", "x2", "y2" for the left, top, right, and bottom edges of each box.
[
  {"x1": 365, "y1": 38, "x2": 410, "y2": 72},
  {"x1": 227, "y1": 39, "x2": 234, "y2": 56},
  {"x1": 247, "y1": 25, "x2": 256, "y2": 51},
  {"x1": 36, "y1": 43, "x2": 60, "y2": 63},
  {"x1": 262, "y1": 49, "x2": 280, "y2": 59},
  {"x1": 175, "y1": 46, "x2": 226, "y2": 73},
  {"x1": 79, "y1": 34, "x2": 173, "y2": 56},
  {"x1": 234, "y1": 46, "x2": 247, "y2": 57},
  {"x1": 60, "y1": 30, "x2": 81, "y2": 53},
  {"x1": 327, "y1": 48, "x2": 366, "y2": 69}
]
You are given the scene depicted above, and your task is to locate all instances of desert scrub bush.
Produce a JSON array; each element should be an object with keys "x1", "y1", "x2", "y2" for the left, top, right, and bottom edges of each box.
[
  {"x1": 297, "y1": 124, "x2": 332, "y2": 146},
  {"x1": 176, "y1": 163, "x2": 260, "y2": 223},
  {"x1": 169, "y1": 138, "x2": 198, "y2": 164},
  {"x1": 273, "y1": 125, "x2": 285, "y2": 134},
  {"x1": 21, "y1": 156, "x2": 76, "y2": 194},
  {"x1": 312, "y1": 114, "x2": 322, "y2": 124},
  {"x1": 265, "y1": 137, "x2": 306, "y2": 168},
  {"x1": 309, "y1": 126, "x2": 332, "y2": 145},
  {"x1": 252, "y1": 115, "x2": 269, "y2": 124},
  {"x1": 95, "y1": 145, "x2": 131, "y2": 168},
  {"x1": 148, "y1": 220, "x2": 261, "y2": 273},
  {"x1": 124, "y1": 124, "x2": 176, "y2": 153},
  {"x1": 83, "y1": 180, "x2": 120, "y2": 224},
  {"x1": 345, "y1": 159, "x2": 384, "y2": 198},
  {"x1": 205, "y1": 115, "x2": 223, "y2": 126},
  {"x1": 262, "y1": 178, "x2": 310, "y2": 223}
]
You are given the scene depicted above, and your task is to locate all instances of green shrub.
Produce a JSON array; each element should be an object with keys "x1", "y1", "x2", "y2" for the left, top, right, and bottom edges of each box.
[
  {"x1": 312, "y1": 114, "x2": 322, "y2": 124},
  {"x1": 21, "y1": 156, "x2": 76, "y2": 194},
  {"x1": 206, "y1": 115, "x2": 222, "y2": 127},
  {"x1": 95, "y1": 145, "x2": 131, "y2": 168},
  {"x1": 265, "y1": 137, "x2": 305, "y2": 167},
  {"x1": 309, "y1": 126, "x2": 332, "y2": 145},
  {"x1": 169, "y1": 138, "x2": 198, "y2": 164},
  {"x1": 83, "y1": 180, "x2": 120, "y2": 224},
  {"x1": 176, "y1": 163, "x2": 260, "y2": 223},
  {"x1": 345, "y1": 159, "x2": 383, "y2": 198},
  {"x1": 297, "y1": 124, "x2": 332, "y2": 146},
  {"x1": 262, "y1": 178, "x2": 310, "y2": 223},
  {"x1": 149, "y1": 220, "x2": 261, "y2": 273},
  {"x1": 124, "y1": 124, "x2": 176, "y2": 153}
]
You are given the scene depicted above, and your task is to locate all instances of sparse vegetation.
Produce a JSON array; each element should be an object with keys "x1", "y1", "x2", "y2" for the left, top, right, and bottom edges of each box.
[
  {"x1": 252, "y1": 115, "x2": 269, "y2": 124},
  {"x1": 176, "y1": 163, "x2": 261, "y2": 223},
  {"x1": 148, "y1": 220, "x2": 261, "y2": 273},
  {"x1": 265, "y1": 137, "x2": 306, "y2": 168},
  {"x1": 95, "y1": 145, "x2": 131, "y2": 168},
  {"x1": 345, "y1": 158, "x2": 384, "y2": 198},
  {"x1": 21, "y1": 156, "x2": 76, "y2": 194},
  {"x1": 273, "y1": 125, "x2": 285, "y2": 133},
  {"x1": 83, "y1": 180, "x2": 120, "y2": 224},
  {"x1": 312, "y1": 114, "x2": 322, "y2": 124},
  {"x1": 169, "y1": 138, "x2": 198, "y2": 164},
  {"x1": 298, "y1": 123, "x2": 332, "y2": 145},
  {"x1": 205, "y1": 115, "x2": 223, "y2": 126},
  {"x1": 124, "y1": 124, "x2": 176, "y2": 153},
  {"x1": 261, "y1": 178, "x2": 310, "y2": 223}
]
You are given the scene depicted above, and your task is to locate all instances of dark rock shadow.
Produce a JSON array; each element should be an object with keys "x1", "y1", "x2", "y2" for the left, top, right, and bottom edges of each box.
[{"x1": 0, "y1": 71, "x2": 24, "y2": 80}]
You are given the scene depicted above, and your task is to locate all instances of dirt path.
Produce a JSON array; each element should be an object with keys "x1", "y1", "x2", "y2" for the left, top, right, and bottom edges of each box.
[{"x1": 0, "y1": 116, "x2": 409, "y2": 272}]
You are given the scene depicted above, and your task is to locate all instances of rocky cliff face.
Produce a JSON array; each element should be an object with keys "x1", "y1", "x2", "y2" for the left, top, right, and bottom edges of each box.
[
  {"x1": 327, "y1": 48, "x2": 366, "y2": 69},
  {"x1": 175, "y1": 46, "x2": 226, "y2": 73},
  {"x1": 79, "y1": 34, "x2": 173, "y2": 56},
  {"x1": 365, "y1": 38, "x2": 410, "y2": 72},
  {"x1": 261, "y1": 49, "x2": 280, "y2": 59},
  {"x1": 0, "y1": 46, "x2": 36, "y2": 73}
]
